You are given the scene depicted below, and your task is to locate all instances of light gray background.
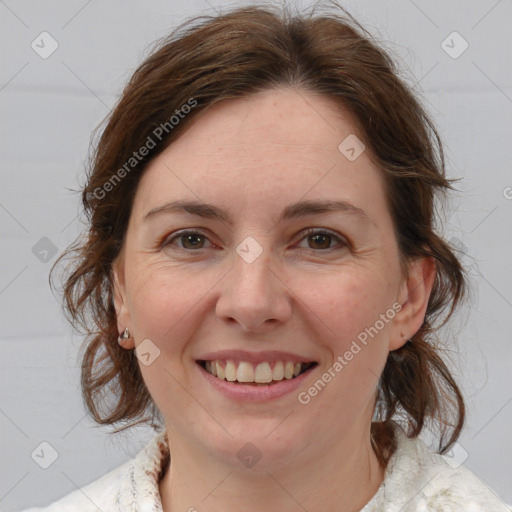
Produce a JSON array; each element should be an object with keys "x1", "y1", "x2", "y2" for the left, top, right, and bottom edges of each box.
[{"x1": 1, "y1": 0, "x2": 511, "y2": 510}]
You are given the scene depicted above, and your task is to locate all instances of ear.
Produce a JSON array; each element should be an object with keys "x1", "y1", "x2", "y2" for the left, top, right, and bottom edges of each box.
[
  {"x1": 112, "y1": 254, "x2": 135, "y2": 349},
  {"x1": 389, "y1": 256, "x2": 436, "y2": 351}
]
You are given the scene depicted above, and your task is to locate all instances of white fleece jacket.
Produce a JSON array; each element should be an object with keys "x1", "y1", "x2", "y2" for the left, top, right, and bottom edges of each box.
[{"x1": 21, "y1": 422, "x2": 511, "y2": 511}]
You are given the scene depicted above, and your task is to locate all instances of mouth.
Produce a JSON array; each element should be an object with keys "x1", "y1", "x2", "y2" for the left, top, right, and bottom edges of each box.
[{"x1": 196, "y1": 359, "x2": 318, "y2": 386}]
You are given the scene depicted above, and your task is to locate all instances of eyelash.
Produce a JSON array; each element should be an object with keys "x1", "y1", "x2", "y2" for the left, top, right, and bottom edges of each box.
[{"x1": 161, "y1": 228, "x2": 348, "y2": 253}]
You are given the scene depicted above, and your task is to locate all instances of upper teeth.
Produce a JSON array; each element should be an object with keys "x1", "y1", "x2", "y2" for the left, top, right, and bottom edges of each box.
[{"x1": 204, "y1": 360, "x2": 307, "y2": 383}]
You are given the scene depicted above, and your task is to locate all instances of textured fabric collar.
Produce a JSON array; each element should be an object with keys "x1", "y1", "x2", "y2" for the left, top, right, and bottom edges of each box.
[
  {"x1": 361, "y1": 423, "x2": 511, "y2": 511},
  {"x1": 110, "y1": 423, "x2": 511, "y2": 511},
  {"x1": 114, "y1": 428, "x2": 170, "y2": 511}
]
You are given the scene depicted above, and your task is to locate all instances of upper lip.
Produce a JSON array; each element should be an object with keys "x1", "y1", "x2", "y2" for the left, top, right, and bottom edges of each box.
[{"x1": 196, "y1": 350, "x2": 317, "y2": 365}]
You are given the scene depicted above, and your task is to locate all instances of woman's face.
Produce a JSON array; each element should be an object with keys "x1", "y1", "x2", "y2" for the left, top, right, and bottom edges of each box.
[{"x1": 113, "y1": 86, "x2": 432, "y2": 469}]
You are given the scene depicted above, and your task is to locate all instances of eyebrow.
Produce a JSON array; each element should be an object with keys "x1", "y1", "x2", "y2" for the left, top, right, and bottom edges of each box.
[{"x1": 143, "y1": 199, "x2": 370, "y2": 224}]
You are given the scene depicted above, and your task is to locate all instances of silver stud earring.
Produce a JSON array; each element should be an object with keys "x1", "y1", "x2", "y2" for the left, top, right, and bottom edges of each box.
[{"x1": 118, "y1": 327, "x2": 131, "y2": 346}]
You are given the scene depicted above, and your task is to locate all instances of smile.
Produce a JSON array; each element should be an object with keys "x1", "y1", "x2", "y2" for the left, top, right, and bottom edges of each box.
[{"x1": 197, "y1": 359, "x2": 317, "y2": 385}]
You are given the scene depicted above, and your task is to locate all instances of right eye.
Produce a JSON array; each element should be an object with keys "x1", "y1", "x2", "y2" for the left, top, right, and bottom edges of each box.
[{"x1": 162, "y1": 230, "x2": 215, "y2": 251}]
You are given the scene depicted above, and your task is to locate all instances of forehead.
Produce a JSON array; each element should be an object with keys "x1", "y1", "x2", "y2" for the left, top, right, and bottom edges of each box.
[
  {"x1": 132, "y1": 87, "x2": 387, "y2": 220},
  {"x1": 166, "y1": 86, "x2": 362, "y2": 157}
]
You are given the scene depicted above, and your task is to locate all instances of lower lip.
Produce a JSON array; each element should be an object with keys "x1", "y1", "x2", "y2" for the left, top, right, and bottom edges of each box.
[{"x1": 196, "y1": 362, "x2": 317, "y2": 402}]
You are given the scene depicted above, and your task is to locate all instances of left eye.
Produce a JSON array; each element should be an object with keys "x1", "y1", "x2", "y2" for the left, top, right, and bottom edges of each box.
[
  {"x1": 162, "y1": 229, "x2": 346, "y2": 251},
  {"x1": 296, "y1": 229, "x2": 346, "y2": 250}
]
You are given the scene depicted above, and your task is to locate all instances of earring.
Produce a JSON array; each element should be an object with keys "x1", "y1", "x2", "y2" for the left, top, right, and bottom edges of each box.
[{"x1": 118, "y1": 327, "x2": 131, "y2": 346}]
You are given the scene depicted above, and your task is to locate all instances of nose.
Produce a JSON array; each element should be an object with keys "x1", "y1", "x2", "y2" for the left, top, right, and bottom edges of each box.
[{"x1": 215, "y1": 243, "x2": 292, "y2": 332}]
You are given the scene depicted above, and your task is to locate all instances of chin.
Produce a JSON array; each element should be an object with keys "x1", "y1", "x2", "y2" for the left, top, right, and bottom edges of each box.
[{"x1": 202, "y1": 419, "x2": 308, "y2": 470}]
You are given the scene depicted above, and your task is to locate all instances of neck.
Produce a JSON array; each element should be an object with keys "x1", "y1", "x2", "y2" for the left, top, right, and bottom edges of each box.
[{"x1": 159, "y1": 423, "x2": 386, "y2": 512}]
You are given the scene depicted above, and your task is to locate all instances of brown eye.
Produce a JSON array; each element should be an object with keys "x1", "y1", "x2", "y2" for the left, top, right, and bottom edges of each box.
[
  {"x1": 297, "y1": 228, "x2": 347, "y2": 251},
  {"x1": 163, "y1": 230, "x2": 212, "y2": 250},
  {"x1": 308, "y1": 233, "x2": 333, "y2": 250},
  {"x1": 180, "y1": 233, "x2": 206, "y2": 249}
]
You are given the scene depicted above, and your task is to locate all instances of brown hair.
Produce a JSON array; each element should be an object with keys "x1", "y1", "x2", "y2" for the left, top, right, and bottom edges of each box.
[{"x1": 52, "y1": 1, "x2": 467, "y2": 467}]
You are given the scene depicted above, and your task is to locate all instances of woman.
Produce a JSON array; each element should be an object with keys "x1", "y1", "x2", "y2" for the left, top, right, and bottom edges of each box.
[{"x1": 23, "y1": 2, "x2": 511, "y2": 511}]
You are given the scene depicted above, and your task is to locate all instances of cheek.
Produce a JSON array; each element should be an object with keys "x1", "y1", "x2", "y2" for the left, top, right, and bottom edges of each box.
[
  {"x1": 298, "y1": 267, "x2": 393, "y2": 348},
  {"x1": 300, "y1": 272, "x2": 394, "y2": 408},
  {"x1": 125, "y1": 267, "x2": 208, "y2": 410},
  {"x1": 126, "y1": 264, "x2": 206, "y2": 344}
]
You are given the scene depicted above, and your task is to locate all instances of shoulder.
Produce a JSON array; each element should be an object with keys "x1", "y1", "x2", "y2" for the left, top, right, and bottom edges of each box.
[
  {"x1": 365, "y1": 422, "x2": 512, "y2": 511},
  {"x1": 20, "y1": 429, "x2": 169, "y2": 512}
]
